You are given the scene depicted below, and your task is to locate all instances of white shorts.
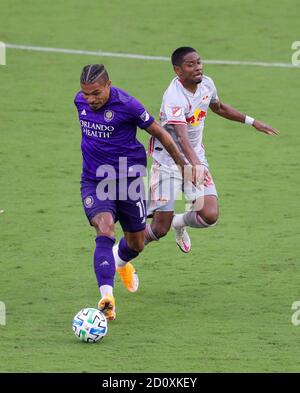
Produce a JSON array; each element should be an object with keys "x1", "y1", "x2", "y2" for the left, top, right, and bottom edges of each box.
[{"x1": 147, "y1": 160, "x2": 218, "y2": 214}]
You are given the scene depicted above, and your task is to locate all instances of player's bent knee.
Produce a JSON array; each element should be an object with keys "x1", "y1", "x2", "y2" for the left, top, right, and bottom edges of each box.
[
  {"x1": 208, "y1": 216, "x2": 218, "y2": 226},
  {"x1": 201, "y1": 210, "x2": 219, "y2": 226},
  {"x1": 134, "y1": 243, "x2": 145, "y2": 253},
  {"x1": 196, "y1": 207, "x2": 219, "y2": 226},
  {"x1": 127, "y1": 240, "x2": 145, "y2": 253},
  {"x1": 91, "y1": 214, "x2": 115, "y2": 238}
]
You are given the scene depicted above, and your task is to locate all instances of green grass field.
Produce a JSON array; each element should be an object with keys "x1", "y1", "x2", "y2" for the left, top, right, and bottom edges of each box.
[{"x1": 0, "y1": 0, "x2": 300, "y2": 372}]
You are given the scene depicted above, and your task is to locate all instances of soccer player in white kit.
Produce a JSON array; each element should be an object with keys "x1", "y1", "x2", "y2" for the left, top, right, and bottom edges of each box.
[{"x1": 144, "y1": 46, "x2": 279, "y2": 252}]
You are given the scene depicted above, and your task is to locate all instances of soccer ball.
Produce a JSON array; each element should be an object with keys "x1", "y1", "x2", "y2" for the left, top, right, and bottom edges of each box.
[{"x1": 72, "y1": 308, "x2": 108, "y2": 343}]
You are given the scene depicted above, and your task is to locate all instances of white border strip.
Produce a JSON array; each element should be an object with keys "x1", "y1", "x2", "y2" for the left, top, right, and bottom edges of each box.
[
  {"x1": 0, "y1": 42, "x2": 6, "y2": 65},
  {"x1": 5, "y1": 43, "x2": 300, "y2": 69}
]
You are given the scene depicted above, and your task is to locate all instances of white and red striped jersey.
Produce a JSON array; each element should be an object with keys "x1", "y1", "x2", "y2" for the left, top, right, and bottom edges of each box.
[{"x1": 149, "y1": 75, "x2": 219, "y2": 165}]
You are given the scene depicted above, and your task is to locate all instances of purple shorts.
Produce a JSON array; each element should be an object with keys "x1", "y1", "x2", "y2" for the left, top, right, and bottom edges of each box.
[{"x1": 80, "y1": 177, "x2": 146, "y2": 233}]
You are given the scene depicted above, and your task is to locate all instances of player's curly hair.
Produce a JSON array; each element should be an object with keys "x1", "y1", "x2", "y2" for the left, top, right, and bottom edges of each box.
[
  {"x1": 80, "y1": 64, "x2": 109, "y2": 84},
  {"x1": 171, "y1": 47, "x2": 197, "y2": 66}
]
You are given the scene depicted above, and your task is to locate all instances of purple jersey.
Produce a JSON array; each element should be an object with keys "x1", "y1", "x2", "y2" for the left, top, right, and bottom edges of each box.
[{"x1": 74, "y1": 86, "x2": 155, "y2": 180}]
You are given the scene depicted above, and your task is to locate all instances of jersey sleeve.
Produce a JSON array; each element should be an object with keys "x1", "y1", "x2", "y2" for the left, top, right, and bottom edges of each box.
[
  {"x1": 74, "y1": 91, "x2": 83, "y2": 108},
  {"x1": 74, "y1": 94, "x2": 78, "y2": 108},
  {"x1": 209, "y1": 78, "x2": 219, "y2": 103},
  {"x1": 160, "y1": 87, "x2": 188, "y2": 126},
  {"x1": 128, "y1": 97, "x2": 155, "y2": 129}
]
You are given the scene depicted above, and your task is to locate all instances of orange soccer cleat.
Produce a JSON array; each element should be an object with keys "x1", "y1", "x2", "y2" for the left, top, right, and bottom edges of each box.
[
  {"x1": 117, "y1": 262, "x2": 139, "y2": 293},
  {"x1": 98, "y1": 295, "x2": 116, "y2": 321}
]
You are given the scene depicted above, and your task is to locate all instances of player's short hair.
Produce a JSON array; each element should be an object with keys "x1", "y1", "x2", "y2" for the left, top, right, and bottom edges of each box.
[
  {"x1": 171, "y1": 47, "x2": 197, "y2": 66},
  {"x1": 80, "y1": 64, "x2": 109, "y2": 85}
]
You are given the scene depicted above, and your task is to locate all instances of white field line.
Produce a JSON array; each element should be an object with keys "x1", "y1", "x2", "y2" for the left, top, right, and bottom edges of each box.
[{"x1": 5, "y1": 43, "x2": 300, "y2": 69}]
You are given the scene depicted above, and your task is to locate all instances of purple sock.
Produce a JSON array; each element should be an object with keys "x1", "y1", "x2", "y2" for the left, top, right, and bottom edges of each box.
[
  {"x1": 94, "y1": 236, "x2": 116, "y2": 287},
  {"x1": 118, "y1": 237, "x2": 139, "y2": 262}
]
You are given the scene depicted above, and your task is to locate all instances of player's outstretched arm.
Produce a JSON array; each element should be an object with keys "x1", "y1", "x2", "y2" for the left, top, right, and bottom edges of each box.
[
  {"x1": 251, "y1": 119, "x2": 280, "y2": 136},
  {"x1": 209, "y1": 101, "x2": 279, "y2": 136}
]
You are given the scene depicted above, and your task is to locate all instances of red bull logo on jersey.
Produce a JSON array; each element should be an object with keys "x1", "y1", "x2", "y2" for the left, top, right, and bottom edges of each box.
[{"x1": 186, "y1": 109, "x2": 207, "y2": 126}]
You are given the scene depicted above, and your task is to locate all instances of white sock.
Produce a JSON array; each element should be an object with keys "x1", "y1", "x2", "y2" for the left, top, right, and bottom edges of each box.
[
  {"x1": 99, "y1": 285, "x2": 113, "y2": 298},
  {"x1": 112, "y1": 244, "x2": 127, "y2": 268},
  {"x1": 183, "y1": 211, "x2": 212, "y2": 228},
  {"x1": 144, "y1": 223, "x2": 159, "y2": 245},
  {"x1": 172, "y1": 213, "x2": 186, "y2": 229}
]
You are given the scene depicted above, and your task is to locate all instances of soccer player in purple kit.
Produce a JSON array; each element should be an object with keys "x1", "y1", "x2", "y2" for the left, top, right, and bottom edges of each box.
[{"x1": 74, "y1": 64, "x2": 187, "y2": 321}]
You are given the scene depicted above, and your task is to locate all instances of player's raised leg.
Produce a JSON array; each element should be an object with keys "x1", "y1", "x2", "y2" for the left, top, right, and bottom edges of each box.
[
  {"x1": 91, "y1": 212, "x2": 116, "y2": 321},
  {"x1": 172, "y1": 195, "x2": 219, "y2": 236}
]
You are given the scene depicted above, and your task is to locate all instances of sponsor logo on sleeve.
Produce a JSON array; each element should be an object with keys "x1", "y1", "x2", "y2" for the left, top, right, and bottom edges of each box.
[
  {"x1": 140, "y1": 111, "x2": 150, "y2": 122},
  {"x1": 172, "y1": 106, "x2": 182, "y2": 117},
  {"x1": 84, "y1": 196, "x2": 94, "y2": 208}
]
